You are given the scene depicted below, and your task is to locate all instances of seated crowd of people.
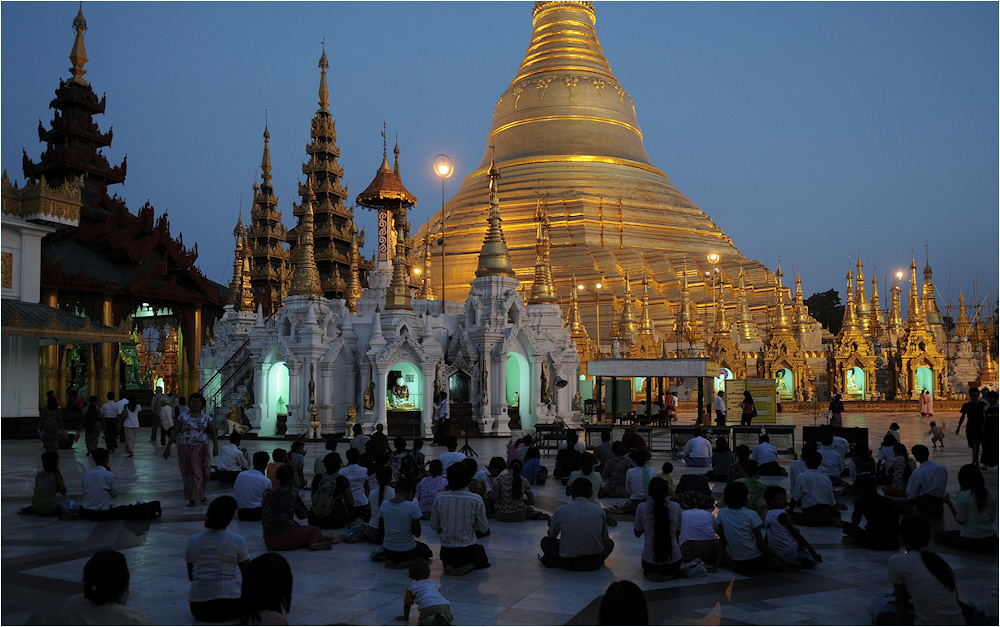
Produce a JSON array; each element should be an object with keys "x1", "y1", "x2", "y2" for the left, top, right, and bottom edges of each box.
[{"x1": 29, "y1": 406, "x2": 997, "y2": 626}]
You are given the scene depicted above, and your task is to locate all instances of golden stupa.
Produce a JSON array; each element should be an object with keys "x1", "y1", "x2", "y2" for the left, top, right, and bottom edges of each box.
[{"x1": 415, "y1": 1, "x2": 787, "y2": 350}]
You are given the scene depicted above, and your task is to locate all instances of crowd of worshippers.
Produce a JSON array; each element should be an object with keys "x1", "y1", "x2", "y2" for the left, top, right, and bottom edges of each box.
[{"x1": 25, "y1": 389, "x2": 999, "y2": 625}]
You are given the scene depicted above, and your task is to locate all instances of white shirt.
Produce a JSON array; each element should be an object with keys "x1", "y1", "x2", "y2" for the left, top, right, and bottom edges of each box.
[
  {"x1": 751, "y1": 442, "x2": 779, "y2": 465},
  {"x1": 790, "y1": 468, "x2": 836, "y2": 508},
  {"x1": 430, "y1": 488, "x2": 489, "y2": 548},
  {"x1": 82, "y1": 465, "x2": 118, "y2": 511},
  {"x1": 233, "y1": 469, "x2": 271, "y2": 509},
  {"x1": 100, "y1": 400, "x2": 122, "y2": 419},
  {"x1": 217, "y1": 444, "x2": 249, "y2": 472},
  {"x1": 340, "y1": 464, "x2": 370, "y2": 506},
  {"x1": 887, "y1": 551, "x2": 964, "y2": 625},
  {"x1": 714, "y1": 396, "x2": 727, "y2": 413},
  {"x1": 121, "y1": 404, "x2": 141, "y2": 428},
  {"x1": 158, "y1": 404, "x2": 174, "y2": 429},
  {"x1": 438, "y1": 451, "x2": 466, "y2": 470},
  {"x1": 683, "y1": 436, "x2": 712, "y2": 459},
  {"x1": 679, "y1": 508, "x2": 719, "y2": 544}
]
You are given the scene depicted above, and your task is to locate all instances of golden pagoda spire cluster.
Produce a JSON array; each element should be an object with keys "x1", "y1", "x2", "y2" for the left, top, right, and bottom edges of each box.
[
  {"x1": 528, "y1": 197, "x2": 557, "y2": 304},
  {"x1": 288, "y1": 178, "x2": 323, "y2": 297},
  {"x1": 248, "y1": 124, "x2": 290, "y2": 314},
  {"x1": 475, "y1": 153, "x2": 515, "y2": 278},
  {"x1": 228, "y1": 213, "x2": 254, "y2": 311}
]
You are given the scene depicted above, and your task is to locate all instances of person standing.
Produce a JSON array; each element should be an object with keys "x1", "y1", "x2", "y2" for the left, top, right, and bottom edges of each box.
[
  {"x1": 100, "y1": 392, "x2": 122, "y2": 454},
  {"x1": 956, "y1": 388, "x2": 986, "y2": 468},
  {"x1": 739, "y1": 391, "x2": 756, "y2": 426},
  {"x1": 714, "y1": 391, "x2": 727, "y2": 427},
  {"x1": 37, "y1": 396, "x2": 64, "y2": 453},
  {"x1": 82, "y1": 396, "x2": 104, "y2": 457},
  {"x1": 828, "y1": 393, "x2": 844, "y2": 428},
  {"x1": 164, "y1": 393, "x2": 219, "y2": 507},
  {"x1": 919, "y1": 389, "x2": 934, "y2": 418},
  {"x1": 157, "y1": 397, "x2": 174, "y2": 447},
  {"x1": 149, "y1": 386, "x2": 166, "y2": 443},
  {"x1": 437, "y1": 392, "x2": 451, "y2": 444},
  {"x1": 121, "y1": 395, "x2": 141, "y2": 457}
]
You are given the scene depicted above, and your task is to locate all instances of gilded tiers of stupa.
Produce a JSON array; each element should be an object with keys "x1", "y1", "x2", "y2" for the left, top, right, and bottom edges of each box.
[{"x1": 414, "y1": 1, "x2": 793, "y2": 349}]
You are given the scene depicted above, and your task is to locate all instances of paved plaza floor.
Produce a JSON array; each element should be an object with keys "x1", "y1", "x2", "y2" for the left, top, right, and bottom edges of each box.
[{"x1": 2, "y1": 411, "x2": 997, "y2": 625}]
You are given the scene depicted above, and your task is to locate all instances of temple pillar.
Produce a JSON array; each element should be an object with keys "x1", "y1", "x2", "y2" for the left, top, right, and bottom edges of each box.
[
  {"x1": 286, "y1": 362, "x2": 302, "y2": 432},
  {"x1": 188, "y1": 305, "x2": 203, "y2": 396},
  {"x1": 530, "y1": 355, "x2": 541, "y2": 420},
  {"x1": 359, "y1": 362, "x2": 372, "y2": 421},
  {"x1": 319, "y1": 361, "x2": 334, "y2": 429},
  {"x1": 344, "y1": 363, "x2": 357, "y2": 418},
  {"x1": 421, "y1": 362, "x2": 436, "y2": 438},
  {"x1": 86, "y1": 345, "x2": 96, "y2": 400},
  {"x1": 57, "y1": 345, "x2": 69, "y2": 403},
  {"x1": 42, "y1": 290, "x2": 59, "y2": 403},
  {"x1": 374, "y1": 365, "x2": 388, "y2": 427}
]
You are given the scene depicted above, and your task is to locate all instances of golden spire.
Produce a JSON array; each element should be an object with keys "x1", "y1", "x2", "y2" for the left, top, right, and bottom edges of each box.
[
  {"x1": 318, "y1": 45, "x2": 330, "y2": 111},
  {"x1": 385, "y1": 225, "x2": 413, "y2": 310},
  {"x1": 887, "y1": 279, "x2": 904, "y2": 338},
  {"x1": 619, "y1": 271, "x2": 639, "y2": 337},
  {"x1": 475, "y1": 152, "x2": 515, "y2": 278},
  {"x1": 869, "y1": 271, "x2": 886, "y2": 342},
  {"x1": 239, "y1": 230, "x2": 254, "y2": 311},
  {"x1": 855, "y1": 256, "x2": 871, "y2": 334},
  {"x1": 734, "y1": 265, "x2": 762, "y2": 345},
  {"x1": 288, "y1": 178, "x2": 323, "y2": 297},
  {"x1": 418, "y1": 231, "x2": 436, "y2": 300},
  {"x1": 955, "y1": 292, "x2": 971, "y2": 339},
  {"x1": 793, "y1": 273, "x2": 810, "y2": 341},
  {"x1": 529, "y1": 196, "x2": 557, "y2": 304},
  {"x1": 980, "y1": 336, "x2": 998, "y2": 384},
  {"x1": 228, "y1": 213, "x2": 246, "y2": 307},
  {"x1": 671, "y1": 264, "x2": 701, "y2": 344},
  {"x1": 260, "y1": 124, "x2": 272, "y2": 186},
  {"x1": 393, "y1": 136, "x2": 401, "y2": 181},
  {"x1": 922, "y1": 249, "x2": 943, "y2": 327},
  {"x1": 839, "y1": 268, "x2": 860, "y2": 337},
  {"x1": 774, "y1": 264, "x2": 790, "y2": 329},
  {"x1": 906, "y1": 257, "x2": 925, "y2": 329},
  {"x1": 639, "y1": 275, "x2": 654, "y2": 332},
  {"x1": 346, "y1": 219, "x2": 362, "y2": 312},
  {"x1": 569, "y1": 279, "x2": 586, "y2": 335},
  {"x1": 69, "y1": 4, "x2": 89, "y2": 85}
]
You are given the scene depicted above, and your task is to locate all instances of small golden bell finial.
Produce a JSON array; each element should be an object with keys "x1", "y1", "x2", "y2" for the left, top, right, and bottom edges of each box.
[{"x1": 69, "y1": 3, "x2": 89, "y2": 85}]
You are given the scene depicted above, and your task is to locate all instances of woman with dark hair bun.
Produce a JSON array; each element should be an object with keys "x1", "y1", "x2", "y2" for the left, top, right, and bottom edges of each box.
[
  {"x1": 887, "y1": 514, "x2": 964, "y2": 625},
  {"x1": 57, "y1": 550, "x2": 150, "y2": 625},
  {"x1": 239, "y1": 553, "x2": 292, "y2": 625},
  {"x1": 186, "y1": 495, "x2": 249, "y2": 622}
]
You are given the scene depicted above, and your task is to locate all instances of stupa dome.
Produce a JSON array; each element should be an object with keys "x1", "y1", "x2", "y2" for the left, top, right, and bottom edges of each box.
[{"x1": 416, "y1": 1, "x2": 788, "y2": 348}]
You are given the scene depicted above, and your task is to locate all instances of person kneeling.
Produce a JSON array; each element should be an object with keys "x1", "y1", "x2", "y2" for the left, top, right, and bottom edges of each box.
[
  {"x1": 539, "y1": 478, "x2": 614, "y2": 571},
  {"x1": 430, "y1": 463, "x2": 491, "y2": 576},
  {"x1": 371, "y1": 477, "x2": 434, "y2": 569}
]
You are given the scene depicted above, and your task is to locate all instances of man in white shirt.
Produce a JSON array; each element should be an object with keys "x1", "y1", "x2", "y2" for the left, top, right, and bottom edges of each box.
[
  {"x1": 81, "y1": 448, "x2": 130, "y2": 520},
  {"x1": 789, "y1": 450, "x2": 841, "y2": 527},
  {"x1": 903, "y1": 445, "x2": 948, "y2": 516},
  {"x1": 430, "y1": 463, "x2": 490, "y2": 575},
  {"x1": 234, "y1": 451, "x2": 272, "y2": 521},
  {"x1": 751, "y1": 434, "x2": 787, "y2": 476},
  {"x1": 100, "y1": 392, "x2": 122, "y2": 453},
  {"x1": 341, "y1": 447, "x2": 371, "y2": 519},
  {"x1": 682, "y1": 427, "x2": 712, "y2": 467},
  {"x1": 438, "y1": 435, "x2": 467, "y2": 470},
  {"x1": 216, "y1": 433, "x2": 250, "y2": 483},
  {"x1": 713, "y1": 391, "x2": 727, "y2": 427}
]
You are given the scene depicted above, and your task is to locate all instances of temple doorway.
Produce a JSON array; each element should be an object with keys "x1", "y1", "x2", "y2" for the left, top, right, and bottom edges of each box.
[
  {"x1": 845, "y1": 367, "x2": 865, "y2": 400},
  {"x1": 915, "y1": 366, "x2": 934, "y2": 397}
]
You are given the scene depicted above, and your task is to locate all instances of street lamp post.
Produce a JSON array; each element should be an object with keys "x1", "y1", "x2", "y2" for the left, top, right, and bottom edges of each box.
[
  {"x1": 577, "y1": 283, "x2": 604, "y2": 359},
  {"x1": 433, "y1": 154, "x2": 454, "y2": 303}
]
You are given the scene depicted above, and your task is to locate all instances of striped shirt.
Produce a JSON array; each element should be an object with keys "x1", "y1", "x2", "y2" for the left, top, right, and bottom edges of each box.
[
  {"x1": 430, "y1": 488, "x2": 489, "y2": 548},
  {"x1": 186, "y1": 529, "x2": 249, "y2": 602}
]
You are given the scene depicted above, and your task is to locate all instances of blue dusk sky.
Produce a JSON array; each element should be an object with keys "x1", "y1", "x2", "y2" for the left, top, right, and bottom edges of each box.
[{"x1": 2, "y1": 2, "x2": 997, "y2": 318}]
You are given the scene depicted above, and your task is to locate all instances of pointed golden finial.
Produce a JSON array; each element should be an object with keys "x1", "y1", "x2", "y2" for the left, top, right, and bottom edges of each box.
[
  {"x1": 475, "y1": 148, "x2": 515, "y2": 278},
  {"x1": 260, "y1": 121, "x2": 272, "y2": 186},
  {"x1": 869, "y1": 269, "x2": 886, "y2": 342},
  {"x1": 346, "y1": 219, "x2": 362, "y2": 313},
  {"x1": 774, "y1": 262, "x2": 789, "y2": 329},
  {"x1": 239, "y1": 229, "x2": 254, "y2": 311},
  {"x1": 418, "y1": 231, "x2": 436, "y2": 300},
  {"x1": 639, "y1": 274, "x2": 654, "y2": 332},
  {"x1": 619, "y1": 270, "x2": 638, "y2": 337},
  {"x1": 955, "y1": 291, "x2": 971, "y2": 338},
  {"x1": 227, "y1": 212, "x2": 246, "y2": 307},
  {"x1": 393, "y1": 135, "x2": 401, "y2": 181},
  {"x1": 318, "y1": 42, "x2": 330, "y2": 111},
  {"x1": 69, "y1": 3, "x2": 89, "y2": 85},
  {"x1": 569, "y1": 276, "x2": 588, "y2": 338},
  {"x1": 384, "y1": 225, "x2": 412, "y2": 311},
  {"x1": 734, "y1": 264, "x2": 762, "y2": 345},
  {"x1": 906, "y1": 257, "x2": 924, "y2": 328},
  {"x1": 840, "y1": 267, "x2": 860, "y2": 335},
  {"x1": 288, "y1": 177, "x2": 323, "y2": 297},
  {"x1": 529, "y1": 195, "x2": 557, "y2": 304}
]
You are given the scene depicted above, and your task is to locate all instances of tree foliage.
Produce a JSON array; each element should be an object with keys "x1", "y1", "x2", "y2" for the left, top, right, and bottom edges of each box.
[{"x1": 804, "y1": 289, "x2": 845, "y2": 335}]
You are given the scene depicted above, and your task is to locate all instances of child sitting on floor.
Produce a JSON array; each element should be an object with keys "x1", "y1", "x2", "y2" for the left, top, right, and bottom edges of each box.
[
  {"x1": 396, "y1": 559, "x2": 452, "y2": 625},
  {"x1": 715, "y1": 482, "x2": 801, "y2": 573},
  {"x1": 763, "y1": 486, "x2": 822, "y2": 568}
]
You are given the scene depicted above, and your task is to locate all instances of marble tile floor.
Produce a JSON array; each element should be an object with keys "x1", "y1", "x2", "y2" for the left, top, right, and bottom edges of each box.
[{"x1": 2, "y1": 411, "x2": 997, "y2": 626}]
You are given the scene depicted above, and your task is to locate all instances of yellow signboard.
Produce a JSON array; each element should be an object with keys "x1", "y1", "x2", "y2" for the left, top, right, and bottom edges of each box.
[{"x1": 725, "y1": 378, "x2": 777, "y2": 424}]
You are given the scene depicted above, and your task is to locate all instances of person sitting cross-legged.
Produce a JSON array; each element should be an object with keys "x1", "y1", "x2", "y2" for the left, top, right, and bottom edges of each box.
[
  {"x1": 634, "y1": 477, "x2": 681, "y2": 581},
  {"x1": 714, "y1": 482, "x2": 800, "y2": 573},
  {"x1": 900, "y1": 444, "x2": 948, "y2": 517},
  {"x1": 430, "y1": 462, "x2": 491, "y2": 576},
  {"x1": 763, "y1": 486, "x2": 822, "y2": 568},
  {"x1": 370, "y1": 476, "x2": 433, "y2": 569},
  {"x1": 840, "y1": 475, "x2": 900, "y2": 550},
  {"x1": 751, "y1": 434, "x2": 787, "y2": 476},
  {"x1": 681, "y1": 427, "x2": 712, "y2": 467},
  {"x1": 539, "y1": 477, "x2": 615, "y2": 571},
  {"x1": 788, "y1": 450, "x2": 843, "y2": 527},
  {"x1": 215, "y1": 432, "x2": 250, "y2": 484},
  {"x1": 234, "y1": 451, "x2": 272, "y2": 521}
]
